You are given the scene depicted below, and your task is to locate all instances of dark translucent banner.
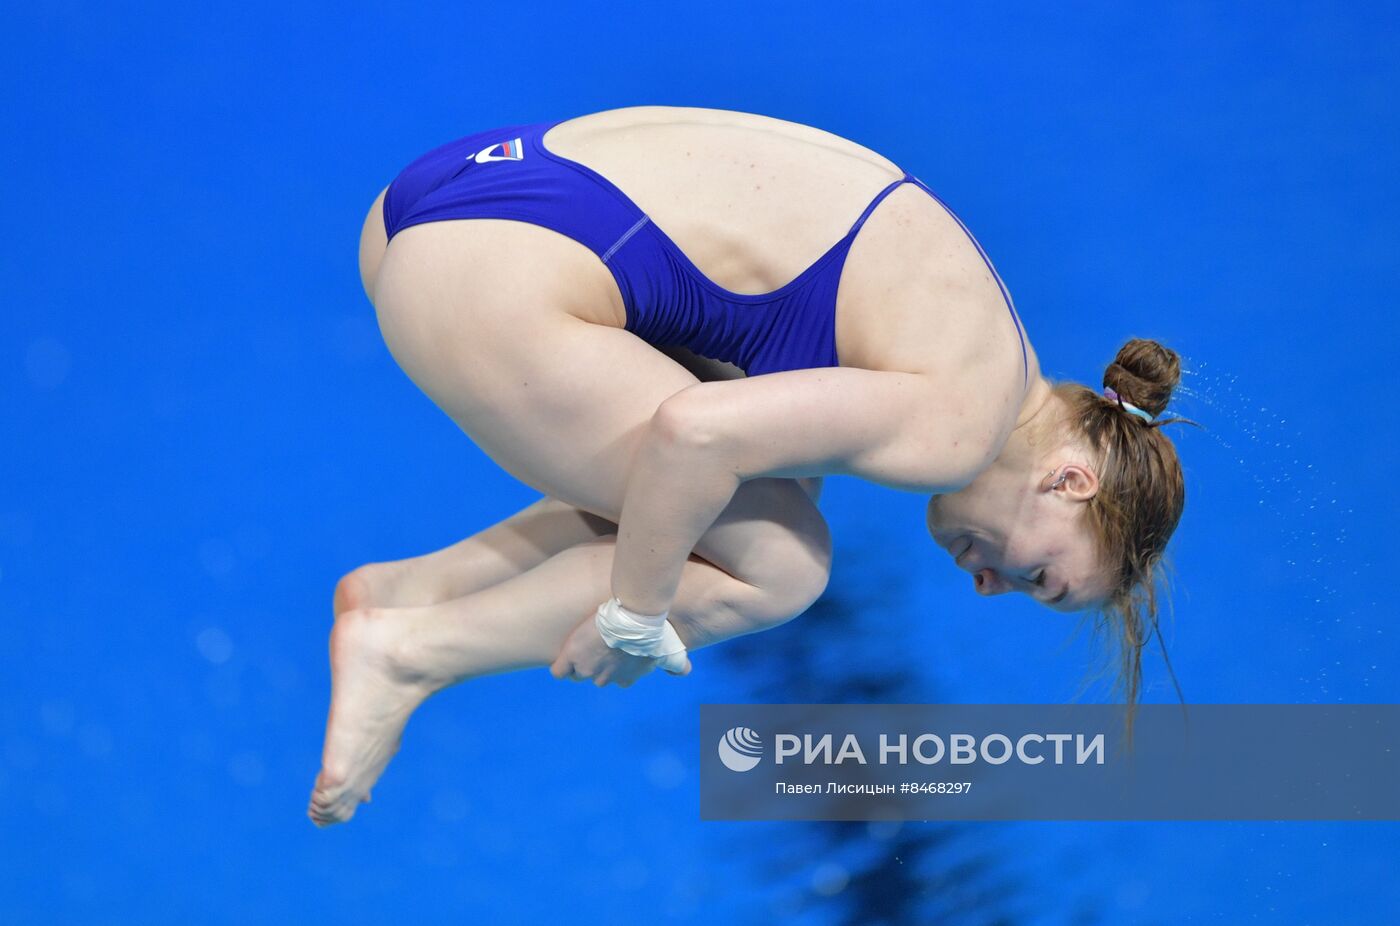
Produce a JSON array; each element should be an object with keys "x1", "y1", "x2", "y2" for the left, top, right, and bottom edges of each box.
[{"x1": 699, "y1": 704, "x2": 1400, "y2": 821}]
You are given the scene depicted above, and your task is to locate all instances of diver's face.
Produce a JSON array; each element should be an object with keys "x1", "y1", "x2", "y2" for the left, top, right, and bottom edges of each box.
[{"x1": 926, "y1": 482, "x2": 1110, "y2": 614}]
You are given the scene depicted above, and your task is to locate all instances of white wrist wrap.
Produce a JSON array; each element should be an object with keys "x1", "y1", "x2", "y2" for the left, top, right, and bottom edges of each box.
[{"x1": 595, "y1": 597, "x2": 688, "y2": 674}]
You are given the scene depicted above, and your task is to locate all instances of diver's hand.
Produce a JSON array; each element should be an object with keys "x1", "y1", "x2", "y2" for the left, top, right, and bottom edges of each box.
[
  {"x1": 548, "y1": 618, "x2": 660, "y2": 687},
  {"x1": 549, "y1": 600, "x2": 692, "y2": 687}
]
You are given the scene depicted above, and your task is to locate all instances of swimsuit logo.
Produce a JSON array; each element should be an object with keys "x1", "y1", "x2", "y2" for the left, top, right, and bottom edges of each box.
[{"x1": 471, "y1": 138, "x2": 525, "y2": 163}]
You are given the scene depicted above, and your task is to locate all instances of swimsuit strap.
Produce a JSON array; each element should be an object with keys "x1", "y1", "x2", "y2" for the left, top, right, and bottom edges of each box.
[
  {"x1": 906, "y1": 176, "x2": 1029, "y2": 388},
  {"x1": 844, "y1": 175, "x2": 915, "y2": 239}
]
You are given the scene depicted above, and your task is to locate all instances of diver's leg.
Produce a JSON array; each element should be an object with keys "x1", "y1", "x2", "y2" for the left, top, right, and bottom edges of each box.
[
  {"x1": 309, "y1": 531, "x2": 795, "y2": 827},
  {"x1": 334, "y1": 477, "x2": 824, "y2": 615},
  {"x1": 313, "y1": 216, "x2": 834, "y2": 826},
  {"x1": 332, "y1": 495, "x2": 615, "y2": 615},
  {"x1": 366, "y1": 218, "x2": 831, "y2": 614},
  {"x1": 352, "y1": 193, "x2": 809, "y2": 616}
]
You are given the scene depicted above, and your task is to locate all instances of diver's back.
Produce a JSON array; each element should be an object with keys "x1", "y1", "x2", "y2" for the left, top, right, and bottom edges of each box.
[{"x1": 540, "y1": 106, "x2": 908, "y2": 297}]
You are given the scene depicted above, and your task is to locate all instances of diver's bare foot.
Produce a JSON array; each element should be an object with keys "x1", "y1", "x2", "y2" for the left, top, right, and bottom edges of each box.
[
  {"x1": 308, "y1": 607, "x2": 433, "y2": 827},
  {"x1": 333, "y1": 563, "x2": 410, "y2": 616}
]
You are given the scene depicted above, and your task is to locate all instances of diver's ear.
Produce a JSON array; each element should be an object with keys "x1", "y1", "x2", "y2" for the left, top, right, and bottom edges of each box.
[{"x1": 1043, "y1": 462, "x2": 1098, "y2": 500}]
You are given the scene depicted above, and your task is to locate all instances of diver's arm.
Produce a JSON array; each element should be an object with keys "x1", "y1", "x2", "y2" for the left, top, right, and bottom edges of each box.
[{"x1": 609, "y1": 366, "x2": 994, "y2": 615}]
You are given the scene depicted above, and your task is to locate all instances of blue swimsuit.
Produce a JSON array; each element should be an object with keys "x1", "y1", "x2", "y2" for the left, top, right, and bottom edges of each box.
[{"x1": 383, "y1": 118, "x2": 1028, "y2": 382}]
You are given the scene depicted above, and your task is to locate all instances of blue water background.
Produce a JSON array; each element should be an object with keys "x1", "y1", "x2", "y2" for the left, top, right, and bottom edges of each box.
[{"x1": 3, "y1": 1, "x2": 1397, "y2": 922}]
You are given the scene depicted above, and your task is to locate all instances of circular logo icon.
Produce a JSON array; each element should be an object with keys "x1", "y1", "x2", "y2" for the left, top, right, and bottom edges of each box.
[{"x1": 718, "y1": 726, "x2": 763, "y2": 772}]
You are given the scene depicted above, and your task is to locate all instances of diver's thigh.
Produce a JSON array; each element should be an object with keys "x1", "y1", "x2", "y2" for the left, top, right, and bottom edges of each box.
[
  {"x1": 372, "y1": 219, "x2": 688, "y2": 511},
  {"x1": 373, "y1": 219, "x2": 830, "y2": 596}
]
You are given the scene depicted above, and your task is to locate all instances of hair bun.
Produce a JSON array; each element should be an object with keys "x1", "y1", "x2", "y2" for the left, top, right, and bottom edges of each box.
[{"x1": 1103, "y1": 338, "x2": 1181, "y2": 418}]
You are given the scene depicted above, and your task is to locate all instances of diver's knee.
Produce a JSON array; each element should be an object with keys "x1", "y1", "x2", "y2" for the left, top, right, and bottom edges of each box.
[
  {"x1": 778, "y1": 553, "x2": 832, "y2": 618},
  {"x1": 728, "y1": 502, "x2": 832, "y2": 623},
  {"x1": 749, "y1": 537, "x2": 832, "y2": 625}
]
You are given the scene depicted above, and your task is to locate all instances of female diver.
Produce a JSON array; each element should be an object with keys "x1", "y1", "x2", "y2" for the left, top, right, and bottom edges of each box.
[{"x1": 308, "y1": 105, "x2": 1188, "y2": 826}]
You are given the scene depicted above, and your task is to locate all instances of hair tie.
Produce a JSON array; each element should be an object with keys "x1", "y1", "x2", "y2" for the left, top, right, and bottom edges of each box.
[{"x1": 1103, "y1": 386, "x2": 1156, "y2": 423}]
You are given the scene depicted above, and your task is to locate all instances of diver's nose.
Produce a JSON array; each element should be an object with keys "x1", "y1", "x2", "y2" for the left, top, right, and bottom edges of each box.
[{"x1": 973, "y1": 568, "x2": 1009, "y2": 596}]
